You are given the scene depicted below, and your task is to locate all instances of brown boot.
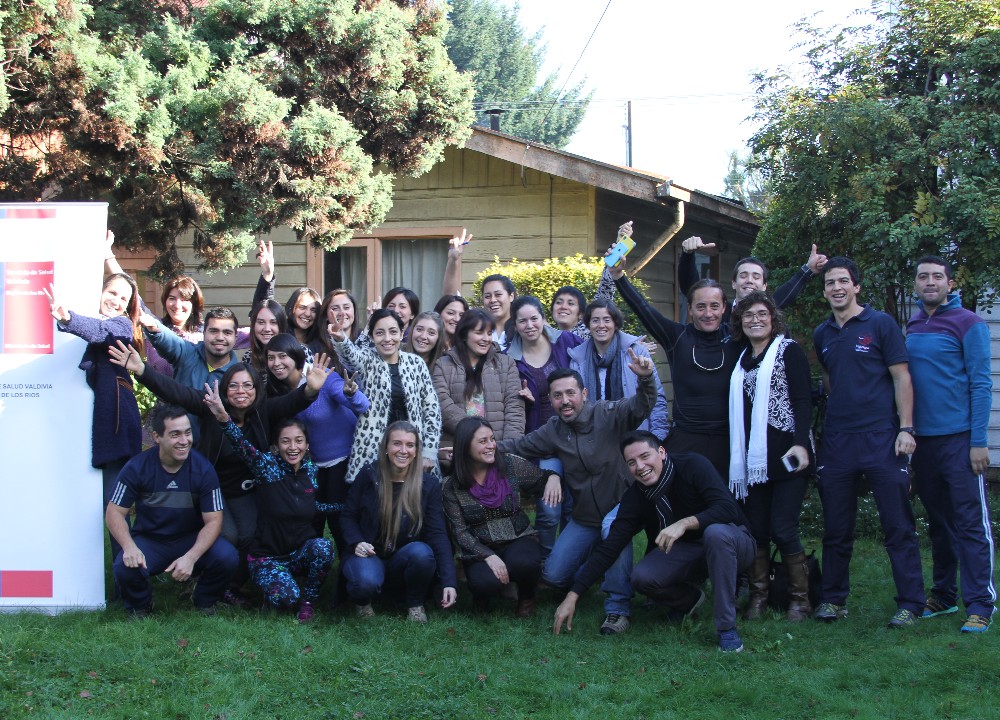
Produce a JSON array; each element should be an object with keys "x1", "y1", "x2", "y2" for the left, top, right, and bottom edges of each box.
[
  {"x1": 743, "y1": 546, "x2": 771, "y2": 620},
  {"x1": 784, "y1": 551, "x2": 812, "y2": 622},
  {"x1": 515, "y1": 595, "x2": 536, "y2": 618}
]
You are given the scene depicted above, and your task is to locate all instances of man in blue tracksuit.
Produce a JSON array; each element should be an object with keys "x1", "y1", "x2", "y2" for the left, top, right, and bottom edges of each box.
[
  {"x1": 906, "y1": 255, "x2": 996, "y2": 634},
  {"x1": 812, "y1": 257, "x2": 925, "y2": 628}
]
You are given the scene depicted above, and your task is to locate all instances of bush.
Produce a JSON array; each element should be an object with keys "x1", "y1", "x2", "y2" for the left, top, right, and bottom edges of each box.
[{"x1": 472, "y1": 254, "x2": 651, "y2": 336}]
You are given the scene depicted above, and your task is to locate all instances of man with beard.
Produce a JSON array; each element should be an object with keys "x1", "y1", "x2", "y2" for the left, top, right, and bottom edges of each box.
[{"x1": 497, "y1": 349, "x2": 657, "y2": 636}]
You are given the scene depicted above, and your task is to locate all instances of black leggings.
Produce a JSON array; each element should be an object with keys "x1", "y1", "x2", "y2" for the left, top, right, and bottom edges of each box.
[
  {"x1": 463, "y1": 536, "x2": 542, "y2": 600},
  {"x1": 742, "y1": 475, "x2": 808, "y2": 557}
]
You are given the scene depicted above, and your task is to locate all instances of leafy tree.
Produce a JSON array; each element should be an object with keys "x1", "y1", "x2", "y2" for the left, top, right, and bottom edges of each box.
[
  {"x1": 722, "y1": 150, "x2": 773, "y2": 217},
  {"x1": 749, "y1": 0, "x2": 1000, "y2": 324},
  {"x1": 0, "y1": 0, "x2": 475, "y2": 278},
  {"x1": 445, "y1": 0, "x2": 590, "y2": 148}
]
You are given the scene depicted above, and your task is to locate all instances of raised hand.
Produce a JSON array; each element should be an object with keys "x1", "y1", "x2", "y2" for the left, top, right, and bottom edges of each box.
[
  {"x1": 139, "y1": 313, "x2": 161, "y2": 333},
  {"x1": 256, "y1": 239, "x2": 275, "y2": 281},
  {"x1": 448, "y1": 230, "x2": 472, "y2": 259},
  {"x1": 42, "y1": 284, "x2": 70, "y2": 323},
  {"x1": 626, "y1": 346, "x2": 654, "y2": 377},
  {"x1": 108, "y1": 339, "x2": 146, "y2": 375},
  {"x1": 306, "y1": 353, "x2": 333, "y2": 395},
  {"x1": 203, "y1": 380, "x2": 230, "y2": 422},
  {"x1": 327, "y1": 320, "x2": 347, "y2": 343},
  {"x1": 807, "y1": 243, "x2": 828, "y2": 274},
  {"x1": 342, "y1": 371, "x2": 358, "y2": 397},
  {"x1": 681, "y1": 236, "x2": 718, "y2": 255},
  {"x1": 518, "y1": 379, "x2": 535, "y2": 403}
]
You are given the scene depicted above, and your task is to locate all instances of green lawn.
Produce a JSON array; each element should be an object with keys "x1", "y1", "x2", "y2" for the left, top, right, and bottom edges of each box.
[{"x1": 1, "y1": 539, "x2": 997, "y2": 720}]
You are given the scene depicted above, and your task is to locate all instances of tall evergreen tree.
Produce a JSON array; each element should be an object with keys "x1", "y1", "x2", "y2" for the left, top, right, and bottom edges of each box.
[{"x1": 445, "y1": 0, "x2": 590, "y2": 148}]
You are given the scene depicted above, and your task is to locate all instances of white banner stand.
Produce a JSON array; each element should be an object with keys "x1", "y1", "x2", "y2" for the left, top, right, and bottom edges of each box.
[{"x1": 0, "y1": 202, "x2": 108, "y2": 613}]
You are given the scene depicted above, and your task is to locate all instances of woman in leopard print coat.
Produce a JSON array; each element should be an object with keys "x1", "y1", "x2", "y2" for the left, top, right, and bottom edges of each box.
[{"x1": 330, "y1": 309, "x2": 442, "y2": 484}]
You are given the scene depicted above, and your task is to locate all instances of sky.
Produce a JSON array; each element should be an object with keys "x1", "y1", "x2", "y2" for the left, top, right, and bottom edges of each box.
[{"x1": 503, "y1": 0, "x2": 874, "y2": 195}]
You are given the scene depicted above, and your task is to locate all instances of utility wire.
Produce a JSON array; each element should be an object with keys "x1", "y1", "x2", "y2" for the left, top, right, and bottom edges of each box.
[{"x1": 520, "y1": 0, "x2": 614, "y2": 185}]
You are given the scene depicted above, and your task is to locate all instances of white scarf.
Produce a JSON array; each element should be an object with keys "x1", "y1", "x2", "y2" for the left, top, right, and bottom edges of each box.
[{"x1": 728, "y1": 335, "x2": 784, "y2": 500}]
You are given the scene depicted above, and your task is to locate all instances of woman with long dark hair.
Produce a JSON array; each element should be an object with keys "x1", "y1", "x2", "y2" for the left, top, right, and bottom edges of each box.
[
  {"x1": 433, "y1": 294, "x2": 468, "y2": 350},
  {"x1": 402, "y1": 311, "x2": 446, "y2": 373},
  {"x1": 265, "y1": 332, "x2": 369, "y2": 559},
  {"x1": 443, "y1": 417, "x2": 558, "y2": 617},
  {"x1": 433, "y1": 308, "x2": 524, "y2": 456},
  {"x1": 340, "y1": 422, "x2": 457, "y2": 622},
  {"x1": 204, "y1": 380, "x2": 337, "y2": 624},
  {"x1": 328, "y1": 308, "x2": 442, "y2": 484},
  {"x1": 381, "y1": 287, "x2": 420, "y2": 339},
  {"x1": 242, "y1": 299, "x2": 287, "y2": 377},
  {"x1": 284, "y1": 287, "x2": 323, "y2": 349},
  {"x1": 504, "y1": 295, "x2": 581, "y2": 554}
]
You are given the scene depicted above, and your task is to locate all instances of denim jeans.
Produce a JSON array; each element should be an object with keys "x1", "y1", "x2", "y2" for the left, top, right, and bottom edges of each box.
[
  {"x1": 342, "y1": 541, "x2": 437, "y2": 608},
  {"x1": 542, "y1": 507, "x2": 633, "y2": 615},
  {"x1": 534, "y1": 457, "x2": 573, "y2": 555}
]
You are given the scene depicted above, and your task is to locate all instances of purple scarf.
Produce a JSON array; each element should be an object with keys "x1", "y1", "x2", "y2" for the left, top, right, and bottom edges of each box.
[{"x1": 468, "y1": 465, "x2": 513, "y2": 509}]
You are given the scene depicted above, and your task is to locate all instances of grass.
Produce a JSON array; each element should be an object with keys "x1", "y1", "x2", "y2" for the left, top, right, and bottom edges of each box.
[{"x1": 1, "y1": 538, "x2": 998, "y2": 720}]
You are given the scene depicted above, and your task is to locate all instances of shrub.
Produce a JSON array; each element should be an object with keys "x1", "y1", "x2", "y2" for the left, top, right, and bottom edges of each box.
[{"x1": 472, "y1": 254, "x2": 651, "y2": 337}]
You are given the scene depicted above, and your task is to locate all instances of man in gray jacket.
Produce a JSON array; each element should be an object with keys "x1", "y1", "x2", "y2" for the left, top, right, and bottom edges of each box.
[{"x1": 498, "y1": 347, "x2": 657, "y2": 635}]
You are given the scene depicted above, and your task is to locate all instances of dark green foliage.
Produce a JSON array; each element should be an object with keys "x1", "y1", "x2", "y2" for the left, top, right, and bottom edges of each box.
[
  {"x1": 750, "y1": 0, "x2": 1000, "y2": 324},
  {"x1": 0, "y1": 0, "x2": 475, "y2": 279}
]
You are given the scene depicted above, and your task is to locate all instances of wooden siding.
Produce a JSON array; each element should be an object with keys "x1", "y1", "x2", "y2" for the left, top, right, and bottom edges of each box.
[
  {"x1": 380, "y1": 145, "x2": 594, "y2": 297},
  {"x1": 981, "y1": 306, "x2": 1000, "y2": 468}
]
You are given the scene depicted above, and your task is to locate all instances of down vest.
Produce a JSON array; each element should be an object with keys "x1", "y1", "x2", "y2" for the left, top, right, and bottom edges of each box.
[{"x1": 433, "y1": 346, "x2": 525, "y2": 446}]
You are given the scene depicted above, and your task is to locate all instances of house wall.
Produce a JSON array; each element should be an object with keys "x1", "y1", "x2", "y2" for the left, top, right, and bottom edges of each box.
[
  {"x1": 980, "y1": 307, "x2": 1000, "y2": 469},
  {"x1": 383, "y1": 145, "x2": 595, "y2": 298}
]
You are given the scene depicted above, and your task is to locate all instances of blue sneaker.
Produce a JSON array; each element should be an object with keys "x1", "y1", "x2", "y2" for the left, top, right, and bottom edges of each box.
[
  {"x1": 814, "y1": 602, "x2": 848, "y2": 622},
  {"x1": 718, "y1": 627, "x2": 743, "y2": 653},
  {"x1": 961, "y1": 614, "x2": 992, "y2": 634},
  {"x1": 921, "y1": 595, "x2": 959, "y2": 618}
]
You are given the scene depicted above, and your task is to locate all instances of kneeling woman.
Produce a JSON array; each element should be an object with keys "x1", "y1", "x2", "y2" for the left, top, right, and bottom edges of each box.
[
  {"x1": 340, "y1": 422, "x2": 457, "y2": 622},
  {"x1": 442, "y1": 417, "x2": 559, "y2": 617},
  {"x1": 205, "y1": 385, "x2": 334, "y2": 622}
]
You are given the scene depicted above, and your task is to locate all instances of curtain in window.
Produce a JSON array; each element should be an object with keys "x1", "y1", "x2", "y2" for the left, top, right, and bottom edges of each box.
[
  {"x1": 340, "y1": 247, "x2": 368, "y2": 307},
  {"x1": 381, "y1": 239, "x2": 447, "y2": 309}
]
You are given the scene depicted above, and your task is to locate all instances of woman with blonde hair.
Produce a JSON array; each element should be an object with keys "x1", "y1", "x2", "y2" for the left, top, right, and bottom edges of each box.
[{"x1": 340, "y1": 422, "x2": 457, "y2": 622}]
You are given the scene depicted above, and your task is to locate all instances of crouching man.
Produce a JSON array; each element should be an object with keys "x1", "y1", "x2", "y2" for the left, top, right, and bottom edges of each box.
[
  {"x1": 553, "y1": 431, "x2": 756, "y2": 652},
  {"x1": 107, "y1": 404, "x2": 239, "y2": 618}
]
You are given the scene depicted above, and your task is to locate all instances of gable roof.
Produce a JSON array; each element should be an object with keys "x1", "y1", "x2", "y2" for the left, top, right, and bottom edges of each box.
[{"x1": 464, "y1": 126, "x2": 759, "y2": 227}]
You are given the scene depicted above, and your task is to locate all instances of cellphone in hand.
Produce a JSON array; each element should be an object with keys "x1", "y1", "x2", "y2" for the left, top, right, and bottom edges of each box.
[{"x1": 781, "y1": 454, "x2": 800, "y2": 472}]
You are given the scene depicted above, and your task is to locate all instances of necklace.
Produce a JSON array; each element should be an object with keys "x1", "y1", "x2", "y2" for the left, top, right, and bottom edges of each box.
[{"x1": 691, "y1": 344, "x2": 725, "y2": 372}]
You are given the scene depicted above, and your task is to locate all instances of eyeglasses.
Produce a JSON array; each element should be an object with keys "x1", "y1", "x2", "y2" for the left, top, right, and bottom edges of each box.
[
  {"x1": 228, "y1": 382, "x2": 255, "y2": 392},
  {"x1": 741, "y1": 311, "x2": 771, "y2": 322}
]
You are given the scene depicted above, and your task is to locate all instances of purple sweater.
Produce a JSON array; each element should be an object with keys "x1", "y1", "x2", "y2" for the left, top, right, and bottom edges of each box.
[{"x1": 59, "y1": 312, "x2": 142, "y2": 468}]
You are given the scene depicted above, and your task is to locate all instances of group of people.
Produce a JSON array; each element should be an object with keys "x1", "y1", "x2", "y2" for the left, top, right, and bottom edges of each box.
[{"x1": 50, "y1": 223, "x2": 994, "y2": 651}]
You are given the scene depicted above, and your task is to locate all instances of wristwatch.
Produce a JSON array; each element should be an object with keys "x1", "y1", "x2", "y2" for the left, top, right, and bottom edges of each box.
[{"x1": 898, "y1": 426, "x2": 915, "y2": 435}]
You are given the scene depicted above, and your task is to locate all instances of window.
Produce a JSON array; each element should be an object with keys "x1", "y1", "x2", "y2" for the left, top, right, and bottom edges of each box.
[{"x1": 325, "y1": 227, "x2": 464, "y2": 309}]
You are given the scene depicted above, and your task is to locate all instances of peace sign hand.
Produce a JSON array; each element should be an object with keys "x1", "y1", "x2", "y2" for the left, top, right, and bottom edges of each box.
[
  {"x1": 626, "y1": 346, "x2": 654, "y2": 377},
  {"x1": 203, "y1": 380, "x2": 230, "y2": 423}
]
